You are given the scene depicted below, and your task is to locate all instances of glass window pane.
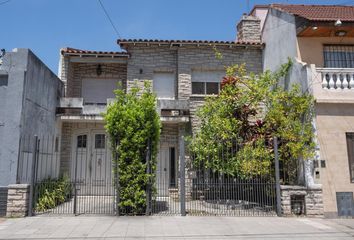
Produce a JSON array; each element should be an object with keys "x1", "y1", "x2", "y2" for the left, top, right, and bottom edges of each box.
[
  {"x1": 95, "y1": 134, "x2": 105, "y2": 149},
  {"x1": 206, "y1": 82, "x2": 219, "y2": 95},
  {"x1": 192, "y1": 82, "x2": 205, "y2": 95},
  {"x1": 77, "y1": 135, "x2": 87, "y2": 148}
]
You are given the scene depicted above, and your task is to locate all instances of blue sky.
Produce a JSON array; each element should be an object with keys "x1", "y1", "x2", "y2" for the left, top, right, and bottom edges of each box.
[{"x1": 1, "y1": 0, "x2": 352, "y2": 73}]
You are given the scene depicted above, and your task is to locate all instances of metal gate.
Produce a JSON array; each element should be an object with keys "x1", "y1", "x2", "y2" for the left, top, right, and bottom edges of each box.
[{"x1": 17, "y1": 135, "x2": 279, "y2": 217}]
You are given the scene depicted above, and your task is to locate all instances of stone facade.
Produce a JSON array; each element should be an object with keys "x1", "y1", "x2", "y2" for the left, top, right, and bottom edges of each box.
[
  {"x1": 123, "y1": 43, "x2": 263, "y2": 133},
  {"x1": 58, "y1": 42, "x2": 263, "y2": 208},
  {"x1": 280, "y1": 185, "x2": 324, "y2": 217},
  {"x1": 237, "y1": 15, "x2": 262, "y2": 43},
  {"x1": 6, "y1": 184, "x2": 30, "y2": 217},
  {"x1": 65, "y1": 62, "x2": 127, "y2": 98}
]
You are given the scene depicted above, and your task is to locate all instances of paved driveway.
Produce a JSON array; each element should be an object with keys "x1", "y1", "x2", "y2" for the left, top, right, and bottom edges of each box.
[{"x1": 0, "y1": 216, "x2": 353, "y2": 239}]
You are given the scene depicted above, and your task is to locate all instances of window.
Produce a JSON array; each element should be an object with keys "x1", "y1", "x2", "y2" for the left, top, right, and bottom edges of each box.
[
  {"x1": 77, "y1": 135, "x2": 87, "y2": 148},
  {"x1": 153, "y1": 73, "x2": 175, "y2": 99},
  {"x1": 324, "y1": 45, "x2": 354, "y2": 68},
  {"x1": 345, "y1": 133, "x2": 354, "y2": 183},
  {"x1": 169, "y1": 147, "x2": 176, "y2": 187},
  {"x1": 82, "y1": 79, "x2": 118, "y2": 104},
  {"x1": 95, "y1": 134, "x2": 105, "y2": 149},
  {"x1": 0, "y1": 75, "x2": 8, "y2": 86},
  {"x1": 191, "y1": 71, "x2": 223, "y2": 95}
]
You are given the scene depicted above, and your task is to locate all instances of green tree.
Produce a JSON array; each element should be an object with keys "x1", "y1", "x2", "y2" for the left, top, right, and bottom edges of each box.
[
  {"x1": 188, "y1": 61, "x2": 314, "y2": 183},
  {"x1": 104, "y1": 82, "x2": 161, "y2": 214}
]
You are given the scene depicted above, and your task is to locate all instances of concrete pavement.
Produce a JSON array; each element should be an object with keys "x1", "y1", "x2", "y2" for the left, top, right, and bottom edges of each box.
[{"x1": 0, "y1": 216, "x2": 353, "y2": 239}]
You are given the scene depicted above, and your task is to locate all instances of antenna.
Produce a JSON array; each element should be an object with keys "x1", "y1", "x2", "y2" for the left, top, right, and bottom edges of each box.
[{"x1": 247, "y1": 0, "x2": 250, "y2": 12}]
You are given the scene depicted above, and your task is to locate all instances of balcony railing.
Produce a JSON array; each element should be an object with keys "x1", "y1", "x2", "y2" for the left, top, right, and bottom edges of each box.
[{"x1": 317, "y1": 68, "x2": 354, "y2": 89}]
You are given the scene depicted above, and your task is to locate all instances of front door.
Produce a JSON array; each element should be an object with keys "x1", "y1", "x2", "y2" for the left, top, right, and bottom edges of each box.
[
  {"x1": 90, "y1": 131, "x2": 112, "y2": 195},
  {"x1": 71, "y1": 131, "x2": 112, "y2": 195},
  {"x1": 156, "y1": 147, "x2": 177, "y2": 197},
  {"x1": 156, "y1": 148, "x2": 170, "y2": 196}
]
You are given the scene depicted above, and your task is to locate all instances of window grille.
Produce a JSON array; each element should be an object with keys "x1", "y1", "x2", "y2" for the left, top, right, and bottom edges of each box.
[{"x1": 324, "y1": 45, "x2": 354, "y2": 68}]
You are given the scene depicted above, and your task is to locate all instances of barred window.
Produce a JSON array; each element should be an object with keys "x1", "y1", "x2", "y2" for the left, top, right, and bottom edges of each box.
[{"x1": 324, "y1": 45, "x2": 354, "y2": 68}]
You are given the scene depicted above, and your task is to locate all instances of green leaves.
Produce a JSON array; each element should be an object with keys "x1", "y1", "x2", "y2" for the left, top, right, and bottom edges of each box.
[
  {"x1": 35, "y1": 176, "x2": 72, "y2": 212},
  {"x1": 189, "y1": 60, "x2": 314, "y2": 183},
  {"x1": 104, "y1": 81, "x2": 161, "y2": 215}
]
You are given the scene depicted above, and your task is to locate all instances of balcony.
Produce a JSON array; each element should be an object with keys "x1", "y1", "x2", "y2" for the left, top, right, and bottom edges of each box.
[
  {"x1": 57, "y1": 98, "x2": 190, "y2": 123},
  {"x1": 157, "y1": 99, "x2": 190, "y2": 123},
  {"x1": 317, "y1": 68, "x2": 354, "y2": 90},
  {"x1": 311, "y1": 66, "x2": 354, "y2": 104}
]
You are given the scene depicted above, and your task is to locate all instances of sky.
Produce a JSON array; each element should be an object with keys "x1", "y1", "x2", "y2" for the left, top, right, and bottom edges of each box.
[{"x1": 1, "y1": 0, "x2": 353, "y2": 74}]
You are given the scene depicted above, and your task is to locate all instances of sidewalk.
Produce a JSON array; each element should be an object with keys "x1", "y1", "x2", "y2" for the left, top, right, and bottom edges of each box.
[{"x1": 0, "y1": 216, "x2": 353, "y2": 239}]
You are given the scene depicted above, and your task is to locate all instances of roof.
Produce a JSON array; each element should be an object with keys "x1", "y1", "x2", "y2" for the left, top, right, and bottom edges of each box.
[
  {"x1": 270, "y1": 4, "x2": 354, "y2": 22},
  {"x1": 117, "y1": 39, "x2": 263, "y2": 47},
  {"x1": 61, "y1": 47, "x2": 129, "y2": 57}
]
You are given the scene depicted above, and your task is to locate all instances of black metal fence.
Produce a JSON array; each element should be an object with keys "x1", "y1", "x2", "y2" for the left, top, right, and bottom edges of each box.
[
  {"x1": 17, "y1": 134, "x2": 285, "y2": 217},
  {"x1": 0, "y1": 187, "x2": 7, "y2": 217}
]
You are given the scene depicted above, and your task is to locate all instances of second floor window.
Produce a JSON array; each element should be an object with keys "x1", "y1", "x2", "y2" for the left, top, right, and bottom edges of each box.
[
  {"x1": 191, "y1": 71, "x2": 224, "y2": 95},
  {"x1": 153, "y1": 72, "x2": 175, "y2": 99},
  {"x1": 324, "y1": 45, "x2": 354, "y2": 68},
  {"x1": 82, "y1": 79, "x2": 118, "y2": 104}
]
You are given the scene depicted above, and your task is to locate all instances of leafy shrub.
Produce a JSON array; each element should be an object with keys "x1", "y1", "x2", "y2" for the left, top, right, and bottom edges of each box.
[
  {"x1": 35, "y1": 175, "x2": 72, "y2": 212},
  {"x1": 104, "y1": 82, "x2": 161, "y2": 215},
  {"x1": 188, "y1": 60, "x2": 314, "y2": 183}
]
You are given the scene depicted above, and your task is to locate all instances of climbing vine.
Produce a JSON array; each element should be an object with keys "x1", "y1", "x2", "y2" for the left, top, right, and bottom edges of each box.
[{"x1": 104, "y1": 82, "x2": 161, "y2": 214}]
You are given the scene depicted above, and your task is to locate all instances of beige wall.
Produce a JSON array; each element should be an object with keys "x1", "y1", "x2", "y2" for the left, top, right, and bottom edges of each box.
[
  {"x1": 298, "y1": 37, "x2": 354, "y2": 67},
  {"x1": 316, "y1": 103, "x2": 354, "y2": 217}
]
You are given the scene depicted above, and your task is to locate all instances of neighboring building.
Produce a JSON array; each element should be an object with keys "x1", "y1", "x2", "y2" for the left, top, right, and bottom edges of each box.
[
  {"x1": 252, "y1": 4, "x2": 354, "y2": 217},
  {"x1": 57, "y1": 29, "x2": 263, "y2": 197},
  {"x1": 0, "y1": 48, "x2": 64, "y2": 186}
]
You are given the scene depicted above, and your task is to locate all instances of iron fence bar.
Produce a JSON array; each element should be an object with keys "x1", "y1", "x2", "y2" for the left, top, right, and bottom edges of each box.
[
  {"x1": 145, "y1": 138, "x2": 152, "y2": 216},
  {"x1": 28, "y1": 136, "x2": 39, "y2": 217},
  {"x1": 115, "y1": 139, "x2": 120, "y2": 216},
  {"x1": 73, "y1": 142, "x2": 79, "y2": 215},
  {"x1": 274, "y1": 136, "x2": 282, "y2": 217},
  {"x1": 179, "y1": 127, "x2": 186, "y2": 216}
]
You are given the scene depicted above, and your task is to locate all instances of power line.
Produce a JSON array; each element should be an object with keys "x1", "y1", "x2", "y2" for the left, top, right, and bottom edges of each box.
[
  {"x1": 97, "y1": 0, "x2": 122, "y2": 39},
  {"x1": 0, "y1": 0, "x2": 11, "y2": 6}
]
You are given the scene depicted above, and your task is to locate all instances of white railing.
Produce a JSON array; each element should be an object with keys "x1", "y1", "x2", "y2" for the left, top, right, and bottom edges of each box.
[{"x1": 317, "y1": 68, "x2": 354, "y2": 89}]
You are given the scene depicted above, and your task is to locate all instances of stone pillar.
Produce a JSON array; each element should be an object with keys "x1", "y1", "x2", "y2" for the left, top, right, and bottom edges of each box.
[
  {"x1": 6, "y1": 184, "x2": 30, "y2": 217},
  {"x1": 280, "y1": 185, "x2": 324, "y2": 217}
]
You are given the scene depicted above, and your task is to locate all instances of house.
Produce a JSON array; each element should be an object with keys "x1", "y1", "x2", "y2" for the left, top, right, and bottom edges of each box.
[
  {"x1": 46, "y1": 14, "x2": 265, "y2": 215},
  {"x1": 251, "y1": 4, "x2": 354, "y2": 217}
]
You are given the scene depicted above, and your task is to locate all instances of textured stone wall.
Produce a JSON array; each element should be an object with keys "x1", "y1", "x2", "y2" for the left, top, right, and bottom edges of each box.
[
  {"x1": 237, "y1": 15, "x2": 261, "y2": 43},
  {"x1": 124, "y1": 44, "x2": 263, "y2": 132},
  {"x1": 6, "y1": 184, "x2": 30, "y2": 217},
  {"x1": 65, "y1": 62, "x2": 127, "y2": 98},
  {"x1": 281, "y1": 185, "x2": 324, "y2": 217}
]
